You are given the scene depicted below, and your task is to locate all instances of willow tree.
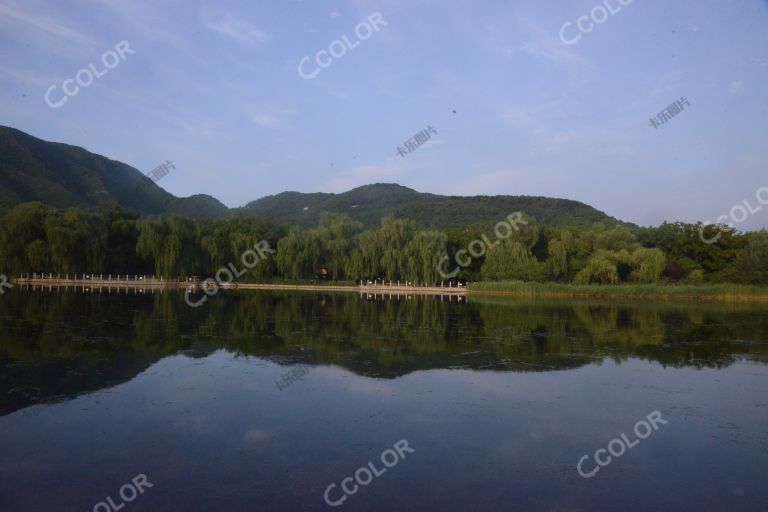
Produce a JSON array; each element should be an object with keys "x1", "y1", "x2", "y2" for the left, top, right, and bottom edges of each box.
[
  {"x1": 377, "y1": 217, "x2": 418, "y2": 281},
  {"x1": 43, "y1": 209, "x2": 105, "y2": 273},
  {"x1": 44, "y1": 214, "x2": 77, "y2": 273},
  {"x1": 66, "y1": 208, "x2": 111, "y2": 272},
  {"x1": 347, "y1": 230, "x2": 379, "y2": 281},
  {"x1": 196, "y1": 217, "x2": 284, "y2": 280},
  {"x1": 0, "y1": 203, "x2": 53, "y2": 272},
  {"x1": 136, "y1": 216, "x2": 199, "y2": 277},
  {"x1": 546, "y1": 228, "x2": 578, "y2": 281},
  {"x1": 573, "y1": 249, "x2": 633, "y2": 285},
  {"x1": 315, "y1": 213, "x2": 363, "y2": 280},
  {"x1": 25, "y1": 240, "x2": 49, "y2": 270},
  {"x1": 276, "y1": 229, "x2": 319, "y2": 279},
  {"x1": 402, "y1": 230, "x2": 448, "y2": 283},
  {"x1": 630, "y1": 248, "x2": 666, "y2": 283},
  {"x1": 547, "y1": 239, "x2": 568, "y2": 279},
  {"x1": 722, "y1": 231, "x2": 768, "y2": 284},
  {"x1": 482, "y1": 240, "x2": 546, "y2": 282}
]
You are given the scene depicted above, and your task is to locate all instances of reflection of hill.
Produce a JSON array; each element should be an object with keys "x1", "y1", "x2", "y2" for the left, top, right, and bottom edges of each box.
[
  {"x1": 1, "y1": 289, "x2": 767, "y2": 416},
  {"x1": 0, "y1": 352, "x2": 163, "y2": 416}
]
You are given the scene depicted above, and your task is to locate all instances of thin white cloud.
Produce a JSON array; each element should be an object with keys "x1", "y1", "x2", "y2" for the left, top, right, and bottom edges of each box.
[
  {"x1": 541, "y1": 126, "x2": 637, "y2": 158},
  {"x1": 500, "y1": 108, "x2": 533, "y2": 127},
  {"x1": 0, "y1": 2, "x2": 96, "y2": 45},
  {"x1": 0, "y1": 1, "x2": 101, "y2": 58},
  {"x1": 80, "y1": 0, "x2": 188, "y2": 49},
  {"x1": 202, "y1": 13, "x2": 268, "y2": 45},
  {"x1": 518, "y1": 19, "x2": 590, "y2": 67},
  {"x1": 247, "y1": 107, "x2": 293, "y2": 128},
  {"x1": 173, "y1": 118, "x2": 220, "y2": 138},
  {"x1": 0, "y1": 64, "x2": 55, "y2": 88},
  {"x1": 500, "y1": 96, "x2": 569, "y2": 128},
  {"x1": 729, "y1": 80, "x2": 744, "y2": 94},
  {"x1": 250, "y1": 113, "x2": 282, "y2": 128}
]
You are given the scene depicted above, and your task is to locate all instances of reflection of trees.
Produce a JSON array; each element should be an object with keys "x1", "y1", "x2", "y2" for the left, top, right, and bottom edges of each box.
[
  {"x1": 1, "y1": 290, "x2": 767, "y2": 415},
  {"x1": 474, "y1": 297, "x2": 768, "y2": 370}
]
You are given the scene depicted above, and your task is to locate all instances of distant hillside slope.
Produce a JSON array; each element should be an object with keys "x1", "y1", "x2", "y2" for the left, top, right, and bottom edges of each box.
[
  {"x1": 236, "y1": 183, "x2": 627, "y2": 229},
  {"x1": 165, "y1": 194, "x2": 230, "y2": 220},
  {"x1": 0, "y1": 126, "x2": 228, "y2": 219}
]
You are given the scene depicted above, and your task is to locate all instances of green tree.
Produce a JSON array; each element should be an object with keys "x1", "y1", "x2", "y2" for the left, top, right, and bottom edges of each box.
[
  {"x1": 630, "y1": 248, "x2": 666, "y2": 283},
  {"x1": 482, "y1": 240, "x2": 547, "y2": 281},
  {"x1": 574, "y1": 250, "x2": 623, "y2": 285}
]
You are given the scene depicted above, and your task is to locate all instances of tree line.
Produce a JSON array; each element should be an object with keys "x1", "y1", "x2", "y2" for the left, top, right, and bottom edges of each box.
[{"x1": 0, "y1": 202, "x2": 766, "y2": 285}]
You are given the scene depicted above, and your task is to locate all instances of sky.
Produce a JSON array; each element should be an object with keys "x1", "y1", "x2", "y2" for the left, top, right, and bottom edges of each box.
[{"x1": 0, "y1": 0, "x2": 767, "y2": 230}]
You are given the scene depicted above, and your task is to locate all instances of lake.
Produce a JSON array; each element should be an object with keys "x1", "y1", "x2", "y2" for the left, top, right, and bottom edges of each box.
[{"x1": 0, "y1": 289, "x2": 766, "y2": 511}]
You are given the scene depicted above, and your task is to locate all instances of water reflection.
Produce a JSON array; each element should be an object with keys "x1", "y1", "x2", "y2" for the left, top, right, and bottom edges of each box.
[{"x1": 0, "y1": 288, "x2": 766, "y2": 416}]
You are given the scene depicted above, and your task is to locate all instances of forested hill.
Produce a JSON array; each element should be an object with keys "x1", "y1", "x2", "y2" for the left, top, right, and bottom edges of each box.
[
  {"x1": 236, "y1": 183, "x2": 627, "y2": 230},
  {"x1": 0, "y1": 126, "x2": 228, "y2": 220},
  {"x1": 0, "y1": 125, "x2": 625, "y2": 229}
]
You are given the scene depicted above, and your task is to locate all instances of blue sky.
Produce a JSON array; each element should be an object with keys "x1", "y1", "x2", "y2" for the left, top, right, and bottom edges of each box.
[{"x1": 1, "y1": 0, "x2": 766, "y2": 230}]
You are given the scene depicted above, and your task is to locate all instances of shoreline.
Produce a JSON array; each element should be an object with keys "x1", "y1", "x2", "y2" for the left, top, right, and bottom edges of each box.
[
  {"x1": 467, "y1": 282, "x2": 768, "y2": 303},
  {"x1": 9, "y1": 277, "x2": 768, "y2": 303},
  {"x1": 8, "y1": 277, "x2": 467, "y2": 296}
]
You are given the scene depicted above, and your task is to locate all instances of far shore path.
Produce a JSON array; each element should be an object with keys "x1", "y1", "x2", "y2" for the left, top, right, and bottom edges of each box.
[
  {"x1": 9, "y1": 275, "x2": 468, "y2": 296},
  {"x1": 11, "y1": 276, "x2": 768, "y2": 303}
]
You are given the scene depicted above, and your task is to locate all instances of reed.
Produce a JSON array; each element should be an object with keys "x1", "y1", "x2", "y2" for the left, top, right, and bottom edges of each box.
[{"x1": 467, "y1": 281, "x2": 768, "y2": 303}]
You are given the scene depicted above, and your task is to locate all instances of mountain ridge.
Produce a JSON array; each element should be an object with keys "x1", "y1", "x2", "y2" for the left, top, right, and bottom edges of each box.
[
  {"x1": 0, "y1": 125, "x2": 628, "y2": 229},
  {"x1": 0, "y1": 125, "x2": 229, "y2": 220},
  {"x1": 236, "y1": 182, "x2": 628, "y2": 229}
]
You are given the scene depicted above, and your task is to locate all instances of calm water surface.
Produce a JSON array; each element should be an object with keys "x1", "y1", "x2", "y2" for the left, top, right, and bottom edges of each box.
[{"x1": 0, "y1": 289, "x2": 767, "y2": 511}]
